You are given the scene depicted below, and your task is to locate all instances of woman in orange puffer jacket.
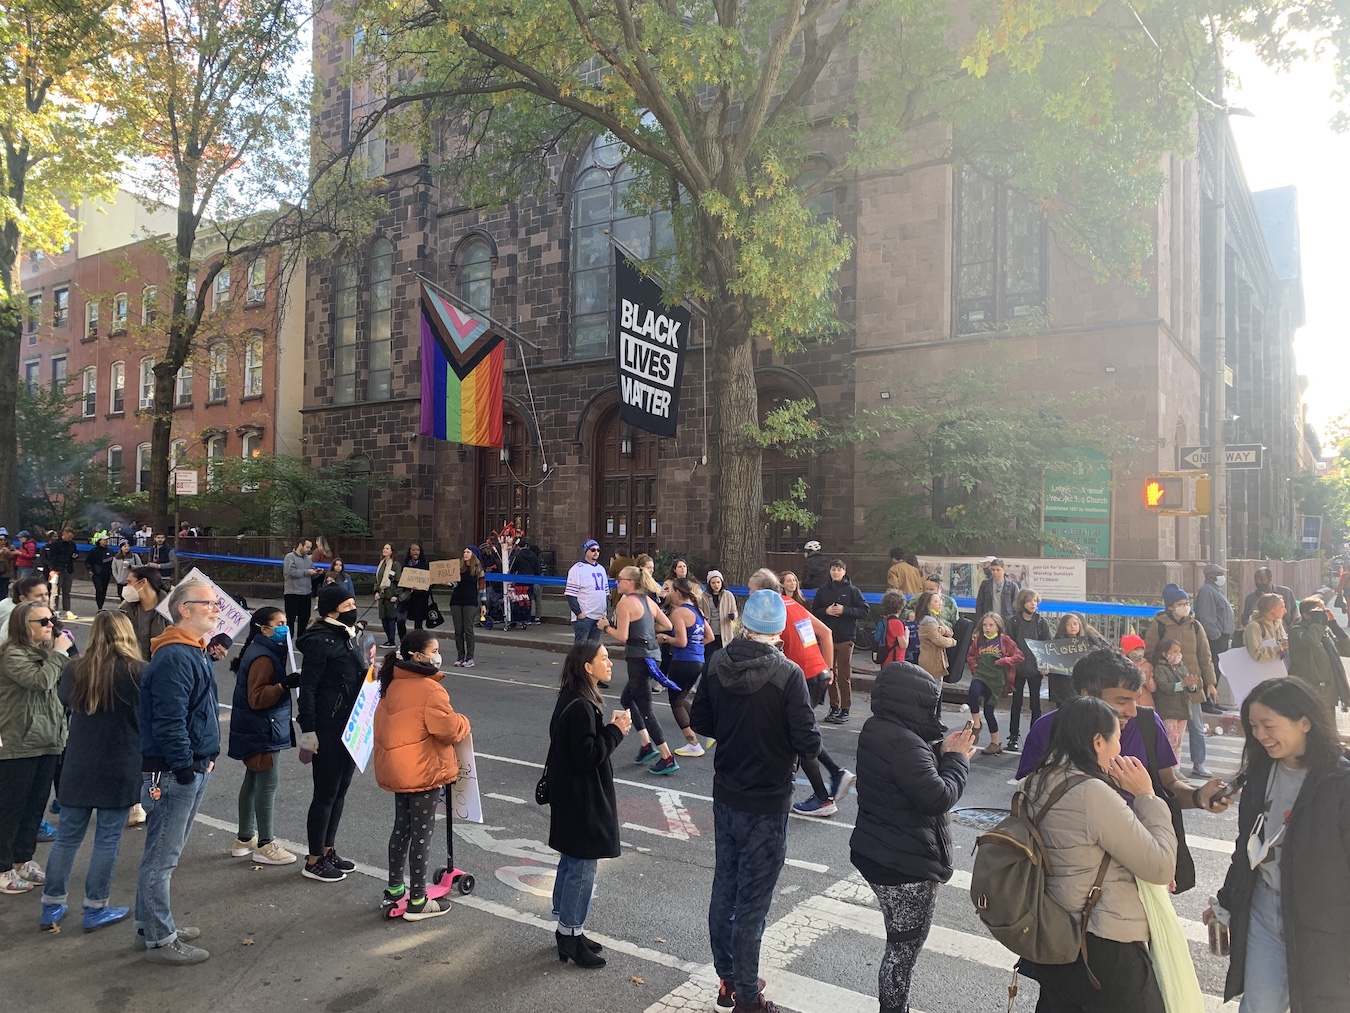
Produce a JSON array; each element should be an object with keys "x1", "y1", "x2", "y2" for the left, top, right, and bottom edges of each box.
[{"x1": 373, "y1": 630, "x2": 470, "y2": 920}]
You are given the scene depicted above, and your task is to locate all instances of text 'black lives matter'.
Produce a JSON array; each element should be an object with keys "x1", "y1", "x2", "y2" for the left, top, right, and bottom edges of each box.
[{"x1": 614, "y1": 250, "x2": 690, "y2": 439}]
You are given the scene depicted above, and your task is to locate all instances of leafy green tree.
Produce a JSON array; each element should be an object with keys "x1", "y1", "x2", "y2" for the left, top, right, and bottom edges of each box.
[
  {"x1": 342, "y1": 0, "x2": 1348, "y2": 578},
  {"x1": 15, "y1": 380, "x2": 109, "y2": 533},
  {"x1": 758, "y1": 365, "x2": 1142, "y2": 556},
  {"x1": 0, "y1": 1, "x2": 143, "y2": 530},
  {"x1": 188, "y1": 453, "x2": 387, "y2": 540}
]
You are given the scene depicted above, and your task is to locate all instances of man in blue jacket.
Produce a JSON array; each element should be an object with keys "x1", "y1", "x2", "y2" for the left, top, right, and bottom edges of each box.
[
  {"x1": 690, "y1": 590, "x2": 821, "y2": 1013},
  {"x1": 133, "y1": 579, "x2": 221, "y2": 964}
]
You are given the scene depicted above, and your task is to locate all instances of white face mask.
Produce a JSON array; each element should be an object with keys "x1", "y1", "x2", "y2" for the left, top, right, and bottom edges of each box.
[
  {"x1": 1166, "y1": 654, "x2": 1183, "y2": 666},
  {"x1": 122, "y1": 584, "x2": 140, "y2": 602},
  {"x1": 427, "y1": 652, "x2": 443, "y2": 669},
  {"x1": 1170, "y1": 604, "x2": 1191, "y2": 619},
  {"x1": 1214, "y1": 576, "x2": 1226, "y2": 588}
]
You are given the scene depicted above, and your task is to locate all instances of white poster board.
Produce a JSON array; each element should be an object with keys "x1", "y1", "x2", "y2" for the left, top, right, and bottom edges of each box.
[
  {"x1": 1216, "y1": 647, "x2": 1287, "y2": 708},
  {"x1": 340, "y1": 670, "x2": 380, "y2": 773},
  {"x1": 917, "y1": 556, "x2": 1088, "y2": 601},
  {"x1": 154, "y1": 566, "x2": 251, "y2": 641},
  {"x1": 449, "y1": 734, "x2": 483, "y2": 824}
]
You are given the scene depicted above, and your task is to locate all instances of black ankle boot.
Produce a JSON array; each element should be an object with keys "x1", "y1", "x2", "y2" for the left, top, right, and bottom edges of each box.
[
  {"x1": 578, "y1": 933, "x2": 603, "y2": 953},
  {"x1": 555, "y1": 931, "x2": 606, "y2": 968}
]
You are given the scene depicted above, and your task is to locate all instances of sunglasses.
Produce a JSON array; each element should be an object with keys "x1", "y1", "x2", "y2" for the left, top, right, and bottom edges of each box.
[{"x1": 28, "y1": 616, "x2": 55, "y2": 626}]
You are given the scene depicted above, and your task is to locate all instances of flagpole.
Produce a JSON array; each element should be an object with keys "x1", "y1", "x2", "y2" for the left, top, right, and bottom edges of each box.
[{"x1": 416, "y1": 273, "x2": 542, "y2": 350}]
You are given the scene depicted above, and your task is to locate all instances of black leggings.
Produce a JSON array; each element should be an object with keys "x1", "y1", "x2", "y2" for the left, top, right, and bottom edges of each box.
[
  {"x1": 1009, "y1": 671, "x2": 1042, "y2": 740},
  {"x1": 621, "y1": 657, "x2": 666, "y2": 747},
  {"x1": 0, "y1": 754, "x2": 58, "y2": 866},
  {"x1": 380, "y1": 616, "x2": 398, "y2": 645},
  {"x1": 801, "y1": 749, "x2": 843, "y2": 801},
  {"x1": 666, "y1": 659, "x2": 702, "y2": 730},
  {"x1": 388, "y1": 788, "x2": 440, "y2": 897},
  {"x1": 92, "y1": 571, "x2": 111, "y2": 610},
  {"x1": 969, "y1": 678, "x2": 999, "y2": 734},
  {"x1": 306, "y1": 720, "x2": 356, "y2": 856}
]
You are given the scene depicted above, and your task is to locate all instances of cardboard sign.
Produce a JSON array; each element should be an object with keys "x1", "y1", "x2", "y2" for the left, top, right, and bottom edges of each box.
[
  {"x1": 340, "y1": 669, "x2": 380, "y2": 773},
  {"x1": 1216, "y1": 648, "x2": 1286, "y2": 708},
  {"x1": 429, "y1": 559, "x2": 462, "y2": 586},
  {"x1": 1025, "y1": 638, "x2": 1097, "y2": 676},
  {"x1": 398, "y1": 566, "x2": 431, "y2": 591},
  {"x1": 154, "y1": 566, "x2": 250, "y2": 642},
  {"x1": 449, "y1": 734, "x2": 483, "y2": 824}
]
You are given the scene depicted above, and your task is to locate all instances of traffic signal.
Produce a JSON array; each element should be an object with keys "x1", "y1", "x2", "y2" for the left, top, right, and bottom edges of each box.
[
  {"x1": 1144, "y1": 476, "x2": 1183, "y2": 510},
  {"x1": 1195, "y1": 476, "x2": 1211, "y2": 514}
]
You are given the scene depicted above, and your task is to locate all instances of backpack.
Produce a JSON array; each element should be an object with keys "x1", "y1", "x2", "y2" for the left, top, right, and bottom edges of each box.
[
  {"x1": 871, "y1": 616, "x2": 907, "y2": 665},
  {"x1": 970, "y1": 775, "x2": 1112, "y2": 985}
]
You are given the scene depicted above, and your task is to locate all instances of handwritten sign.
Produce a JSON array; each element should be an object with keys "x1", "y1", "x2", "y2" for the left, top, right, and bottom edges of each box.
[
  {"x1": 429, "y1": 559, "x2": 462, "y2": 586},
  {"x1": 449, "y1": 734, "x2": 483, "y2": 823},
  {"x1": 154, "y1": 566, "x2": 250, "y2": 642},
  {"x1": 340, "y1": 669, "x2": 380, "y2": 772},
  {"x1": 1025, "y1": 638, "x2": 1097, "y2": 676},
  {"x1": 398, "y1": 567, "x2": 431, "y2": 591}
]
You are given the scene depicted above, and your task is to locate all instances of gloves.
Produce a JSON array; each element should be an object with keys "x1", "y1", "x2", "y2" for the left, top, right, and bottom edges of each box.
[
  {"x1": 173, "y1": 767, "x2": 197, "y2": 785},
  {"x1": 283, "y1": 672, "x2": 301, "y2": 689},
  {"x1": 298, "y1": 731, "x2": 319, "y2": 753}
]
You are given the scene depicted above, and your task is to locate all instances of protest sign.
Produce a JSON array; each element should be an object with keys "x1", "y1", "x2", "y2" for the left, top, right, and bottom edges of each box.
[
  {"x1": 449, "y1": 734, "x2": 484, "y2": 824},
  {"x1": 1025, "y1": 638, "x2": 1097, "y2": 676},
  {"x1": 1216, "y1": 648, "x2": 1286, "y2": 708},
  {"x1": 154, "y1": 566, "x2": 250, "y2": 642},
  {"x1": 340, "y1": 669, "x2": 380, "y2": 773},
  {"x1": 429, "y1": 559, "x2": 462, "y2": 586},
  {"x1": 918, "y1": 557, "x2": 1087, "y2": 601},
  {"x1": 398, "y1": 567, "x2": 432, "y2": 591}
]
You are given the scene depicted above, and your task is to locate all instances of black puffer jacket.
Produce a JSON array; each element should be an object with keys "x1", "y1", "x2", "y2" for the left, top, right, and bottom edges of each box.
[
  {"x1": 810, "y1": 578, "x2": 871, "y2": 644},
  {"x1": 296, "y1": 620, "x2": 369, "y2": 733},
  {"x1": 850, "y1": 662, "x2": 969, "y2": 884},
  {"x1": 1217, "y1": 755, "x2": 1350, "y2": 1012}
]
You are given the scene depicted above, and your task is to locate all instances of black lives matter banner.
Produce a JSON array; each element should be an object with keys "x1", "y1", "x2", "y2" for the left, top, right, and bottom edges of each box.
[{"x1": 614, "y1": 251, "x2": 689, "y2": 438}]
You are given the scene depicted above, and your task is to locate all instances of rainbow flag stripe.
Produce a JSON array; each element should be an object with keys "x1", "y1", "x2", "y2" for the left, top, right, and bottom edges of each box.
[{"x1": 419, "y1": 284, "x2": 504, "y2": 447}]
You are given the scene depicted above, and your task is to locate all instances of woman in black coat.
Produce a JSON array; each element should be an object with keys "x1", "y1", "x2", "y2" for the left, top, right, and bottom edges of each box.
[
  {"x1": 39, "y1": 610, "x2": 145, "y2": 933},
  {"x1": 809, "y1": 559, "x2": 872, "y2": 725},
  {"x1": 546, "y1": 640, "x2": 632, "y2": 969},
  {"x1": 398, "y1": 543, "x2": 431, "y2": 640},
  {"x1": 1206, "y1": 677, "x2": 1350, "y2": 1013},
  {"x1": 850, "y1": 662, "x2": 975, "y2": 1013}
]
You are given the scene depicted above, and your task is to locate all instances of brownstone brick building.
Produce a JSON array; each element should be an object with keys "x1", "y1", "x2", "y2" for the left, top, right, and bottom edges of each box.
[{"x1": 301, "y1": 19, "x2": 1305, "y2": 571}]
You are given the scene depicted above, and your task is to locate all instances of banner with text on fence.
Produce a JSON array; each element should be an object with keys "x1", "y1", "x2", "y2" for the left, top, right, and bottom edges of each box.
[
  {"x1": 614, "y1": 251, "x2": 689, "y2": 438},
  {"x1": 419, "y1": 282, "x2": 504, "y2": 448}
]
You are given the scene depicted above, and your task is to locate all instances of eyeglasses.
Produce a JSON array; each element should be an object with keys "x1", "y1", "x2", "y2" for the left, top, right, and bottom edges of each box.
[
  {"x1": 183, "y1": 600, "x2": 222, "y2": 610},
  {"x1": 29, "y1": 616, "x2": 55, "y2": 626}
]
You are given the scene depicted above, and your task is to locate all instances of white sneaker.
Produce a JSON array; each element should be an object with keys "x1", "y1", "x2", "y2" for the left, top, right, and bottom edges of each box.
[
  {"x1": 673, "y1": 741, "x2": 706, "y2": 757},
  {"x1": 463, "y1": 659, "x2": 475, "y2": 668},
  {"x1": 126, "y1": 803, "x2": 147, "y2": 827},
  {"x1": 65, "y1": 611, "x2": 78, "y2": 621},
  {"x1": 251, "y1": 841, "x2": 298, "y2": 865},
  {"x1": 230, "y1": 835, "x2": 258, "y2": 858}
]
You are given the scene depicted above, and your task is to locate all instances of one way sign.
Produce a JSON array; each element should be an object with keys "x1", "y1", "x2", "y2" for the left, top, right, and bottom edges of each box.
[{"x1": 1177, "y1": 445, "x2": 1264, "y2": 470}]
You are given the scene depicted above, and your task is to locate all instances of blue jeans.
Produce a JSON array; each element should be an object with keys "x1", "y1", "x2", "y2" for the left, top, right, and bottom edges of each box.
[
  {"x1": 708, "y1": 802, "x2": 789, "y2": 1006},
  {"x1": 1239, "y1": 881, "x2": 1289, "y2": 1013},
  {"x1": 1187, "y1": 701, "x2": 1207, "y2": 768},
  {"x1": 134, "y1": 769, "x2": 211, "y2": 948},
  {"x1": 40, "y1": 805, "x2": 131, "y2": 909},
  {"x1": 572, "y1": 618, "x2": 600, "y2": 644},
  {"x1": 552, "y1": 853, "x2": 598, "y2": 933}
]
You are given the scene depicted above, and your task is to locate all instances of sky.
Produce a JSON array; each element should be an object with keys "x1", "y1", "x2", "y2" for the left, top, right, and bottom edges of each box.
[{"x1": 1227, "y1": 43, "x2": 1350, "y2": 448}]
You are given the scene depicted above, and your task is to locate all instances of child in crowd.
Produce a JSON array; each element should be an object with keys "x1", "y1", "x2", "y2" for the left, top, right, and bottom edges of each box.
[
  {"x1": 965, "y1": 612, "x2": 1023, "y2": 756},
  {"x1": 1120, "y1": 633, "x2": 1156, "y2": 708},
  {"x1": 1146, "y1": 636, "x2": 1192, "y2": 753},
  {"x1": 373, "y1": 631, "x2": 470, "y2": 920}
]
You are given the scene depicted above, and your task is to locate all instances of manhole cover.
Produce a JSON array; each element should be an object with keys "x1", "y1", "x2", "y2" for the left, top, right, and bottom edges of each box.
[{"x1": 950, "y1": 807, "x2": 1010, "y2": 830}]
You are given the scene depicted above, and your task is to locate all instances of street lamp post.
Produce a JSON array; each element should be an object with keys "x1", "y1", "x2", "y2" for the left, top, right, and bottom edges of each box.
[{"x1": 1210, "y1": 35, "x2": 1228, "y2": 571}]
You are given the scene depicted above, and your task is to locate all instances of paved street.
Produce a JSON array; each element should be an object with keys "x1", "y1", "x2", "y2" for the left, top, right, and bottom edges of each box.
[{"x1": 0, "y1": 610, "x2": 1259, "y2": 1013}]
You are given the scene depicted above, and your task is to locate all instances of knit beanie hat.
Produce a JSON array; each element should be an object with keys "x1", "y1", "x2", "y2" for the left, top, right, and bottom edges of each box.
[
  {"x1": 318, "y1": 584, "x2": 354, "y2": 616},
  {"x1": 1162, "y1": 583, "x2": 1189, "y2": 607},
  {"x1": 465, "y1": 545, "x2": 482, "y2": 561},
  {"x1": 706, "y1": 569, "x2": 724, "y2": 585},
  {"x1": 741, "y1": 589, "x2": 787, "y2": 634},
  {"x1": 1120, "y1": 634, "x2": 1146, "y2": 654}
]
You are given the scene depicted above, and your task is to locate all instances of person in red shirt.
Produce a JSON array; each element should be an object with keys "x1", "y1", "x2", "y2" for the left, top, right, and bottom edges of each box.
[{"x1": 747, "y1": 569, "x2": 856, "y2": 817}]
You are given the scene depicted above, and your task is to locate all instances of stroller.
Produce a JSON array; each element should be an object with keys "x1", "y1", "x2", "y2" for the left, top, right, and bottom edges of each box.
[{"x1": 503, "y1": 583, "x2": 532, "y2": 629}]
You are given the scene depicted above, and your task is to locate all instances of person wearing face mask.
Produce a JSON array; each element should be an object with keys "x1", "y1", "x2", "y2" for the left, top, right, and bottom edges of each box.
[
  {"x1": 110, "y1": 542, "x2": 142, "y2": 600},
  {"x1": 1205, "y1": 678, "x2": 1350, "y2": 1013},
  {"x1": 120, "y1": 566, "x2": 170, "y2": 661},
  {"x1": 1144, "y1": 583, "x2": 1219, "y2": 778},
  {"x1": 1285, "y1": 597, "x2": 1350, "y2": 715},
  {"x1": 373, "y1": 630, "x2": 470, "y2": 921},
  {"x1": 296, "y1": 585, "x2": 368, "y2": 883},
  {"x1": 1194, "y1": 563, "x2": 1235, "y2": 674},
  {"x1": 227, "y1": 608, "x2": 300, "y2": 867},
  {"x1": 1147, "y1": 637, "x2": 1197, "y2": 754}
]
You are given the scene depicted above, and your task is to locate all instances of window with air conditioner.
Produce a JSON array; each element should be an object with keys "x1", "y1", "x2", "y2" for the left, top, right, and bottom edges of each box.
[
  {"x1": 85, "y1": 300, "x2": 99, "y2": 339},
  {"x1": 246, "y1": 260, "x2": 266, "y2": 305}
]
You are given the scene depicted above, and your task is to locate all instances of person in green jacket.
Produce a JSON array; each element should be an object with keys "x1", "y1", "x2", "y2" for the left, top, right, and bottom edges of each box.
[
  {"x1": 1286, "y1": 596, "x2": 1350, "y2": 715},
  {"x1": 0, "y1": 600, "x2": 73, "y2": 894}
]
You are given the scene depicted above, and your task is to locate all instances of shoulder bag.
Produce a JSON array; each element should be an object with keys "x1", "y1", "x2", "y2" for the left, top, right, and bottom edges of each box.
[{"x1": 535, "y1": 697, "x2": 585, "y2": 805}]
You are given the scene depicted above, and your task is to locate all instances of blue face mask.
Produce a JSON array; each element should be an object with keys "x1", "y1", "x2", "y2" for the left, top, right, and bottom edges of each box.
[{"x1": 269, "y1": 625, "x2": 290, "y2": 644}]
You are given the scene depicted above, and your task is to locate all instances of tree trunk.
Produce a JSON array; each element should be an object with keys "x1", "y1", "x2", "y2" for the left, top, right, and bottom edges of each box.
[
  {"x1": 708, "y1": 304, "x2": 764, "y2": 584},
  {"x1": 0, "y1": 301, "x2": 19, "y2": 531},
  {"x1": 148, "y1": 364, "x2": 177, "y2": 533}
]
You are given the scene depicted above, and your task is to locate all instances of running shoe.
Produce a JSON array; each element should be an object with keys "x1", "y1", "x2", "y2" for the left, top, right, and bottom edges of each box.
[
  {"x1": 1006, "y1": 736, "x2": 1020, "y2": 752},
  {"x1": 634, "y1": 743, "x2": 659, "y2": 765},
  {"x1": 251, "y1": 841, "x2": 297, "y2": 865},
  {"x1": 230, "y1": 835, "x2": 258, "y2": 858},
  {"x1": 1191, "y1": 765, "x2": 1213, "y2": 778},
  {"x1": 673, "y1": 741, "x2": 705, "y2": 757},
  {"x1": 463, "y1": 659, "x2": 475, "y2": 668},
  {"x1": 36, "y1": 820, "x2": 56, "y2": 843},
  {"x1": 302, "y1": 856, "x2": 346, "y2": 883},
  {"x1": 648, "y1": 756, "x2": 679, "y2": 775},
  {"x1": 403, "y1": 896, "x2": 450, "y2": 920},
  {"x1": 327, "y1": 850, "x2": 356, "y2": 873},
  {"x1": 829, "y1": 768, "x2": 857, "y2": 801},
  {"x1": 791, "y1": 795, "x2": 838, "y2": 818},
  {"x1": 383, "y1": 883, "x2": 407, "y2": 903}
]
